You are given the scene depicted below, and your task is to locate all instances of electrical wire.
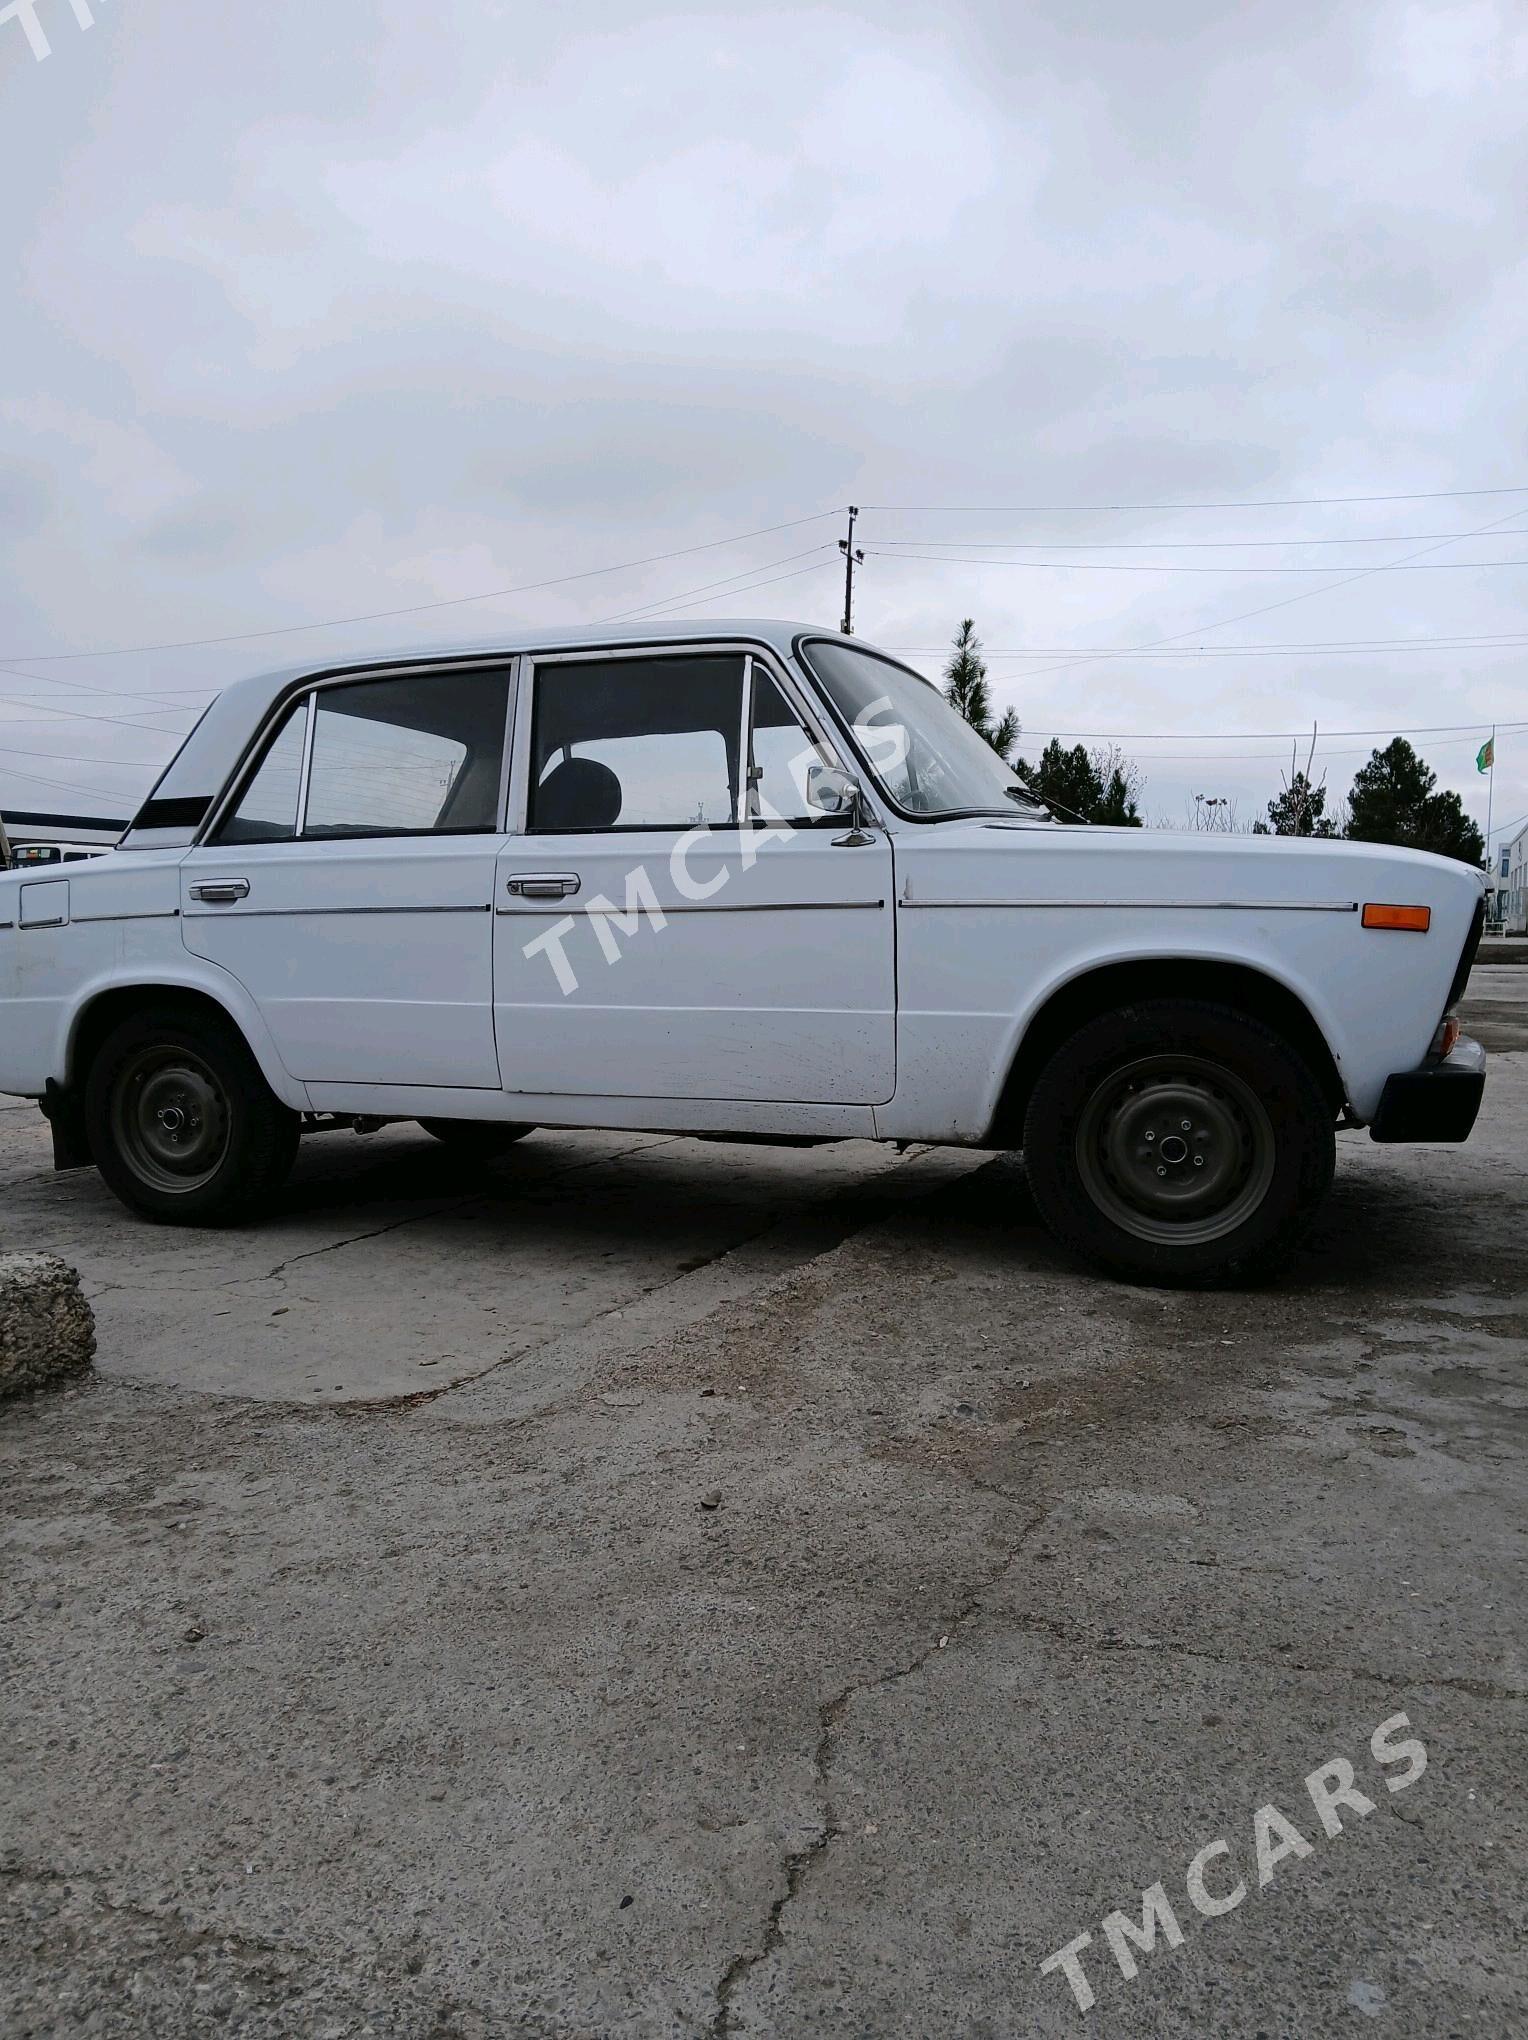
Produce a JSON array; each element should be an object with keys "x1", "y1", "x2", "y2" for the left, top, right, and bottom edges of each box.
[
  {"x1": 0, "y1": 765, "x2": 145, "y2": 805},
  {"x1": 1023, "y1": 734, "x2": 1503, "y2": 764},
  {"x1": 886, "y1": 638, "x2": 1528, "y2": 660},
  {"x1": 870, "y1": 529, "x2": 1528, "y2": 551},
  {"x1": 0, "y1": 690, "x2": 202, "y2": 735},
  {"x1": 983, "y1": 719, "x2": 1528, "y2": 741},
  {"x1": 863, "y1": 549, "x2": 1528, "y2": 574},
  {"x1": 0, "y1": 510, "x2": 845, "y2": 664},
  {"x1": 985, "y1": 505, "x2": 1528, "y2": 685},
  {"x1": 596, "y1": 545, "x2": 837, "y2": 623},
  {"x1": 611, "y1": 557, "x2": 840, "y2": 622},
  {"x1": 860, "y1": 485, "x2": 1528, "y2": 512},
  {"x1": 1, "y1": 740, "x2": 174, "y2": 772},
  {"x1": 0, "y1": 662, "x2": 214, "y2": 713}
]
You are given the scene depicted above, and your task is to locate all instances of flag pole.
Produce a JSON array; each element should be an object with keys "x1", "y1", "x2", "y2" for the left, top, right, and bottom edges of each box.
[{"x1": 1486, "y1": 724, "x2": 1496, "y2": 868}]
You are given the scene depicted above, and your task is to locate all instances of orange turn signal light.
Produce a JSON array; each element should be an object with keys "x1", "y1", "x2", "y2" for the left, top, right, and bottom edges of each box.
[{"x1": 1362, "y1": 902, "x2": 1431, "y2": 932}]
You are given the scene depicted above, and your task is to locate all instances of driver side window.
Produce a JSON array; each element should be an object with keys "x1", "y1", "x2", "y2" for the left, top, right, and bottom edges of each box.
[{"x1": 528, "y1": 655, "x2": 746, "y2": 832}]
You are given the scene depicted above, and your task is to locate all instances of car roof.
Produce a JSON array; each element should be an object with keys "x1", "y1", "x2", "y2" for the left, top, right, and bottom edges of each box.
[{"x1": 119, "y1": 618, "x2": 840, "y2": 849}]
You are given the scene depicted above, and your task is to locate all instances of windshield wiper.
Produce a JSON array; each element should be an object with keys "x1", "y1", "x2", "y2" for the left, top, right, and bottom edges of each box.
[{"x1": 1003, "y1": 785, "x2": 1049, "y2": 815}]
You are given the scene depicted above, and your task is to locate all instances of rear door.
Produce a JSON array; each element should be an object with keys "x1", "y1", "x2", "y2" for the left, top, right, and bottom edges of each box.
[
  {"x1": 492, "y1": 646, "x2": 895, "y2": 1104},
  {"x1": 181, "y1": 663, "x2": 513, "y2": 1089}
]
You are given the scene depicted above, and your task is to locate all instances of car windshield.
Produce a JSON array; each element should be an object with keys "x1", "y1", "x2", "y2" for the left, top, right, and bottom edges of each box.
[{"x1": 799, "y1": 638, "x2": 1046, "y2": 819}]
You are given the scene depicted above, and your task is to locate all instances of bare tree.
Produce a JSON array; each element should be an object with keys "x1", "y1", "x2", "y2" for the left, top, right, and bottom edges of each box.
[{"x1": 1177, "y1": 793, "x2": 1246, "y2": 833}]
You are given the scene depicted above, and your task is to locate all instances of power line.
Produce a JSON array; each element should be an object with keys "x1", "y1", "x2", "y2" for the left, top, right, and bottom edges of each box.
[
  {"x1": 615, "y1": 557, "x2": 840, "y2": 621},
  {"x1": 993, "y1": 504, "x2": 1528, "y2": 685},
  {"x1": 0, "y1": 688, "x2": 202, "y2": 735},
  {"x1": 0, "y1": 677, "x2": 219, "y2": 701},
  {"x1": 864, "y1": 548, "x2": 1528, "y2": 574},
  {"x1": 998, "y1": 719, "x2": 1528, "y2": 741},
  {"x1": 0, "y1": 510, "x2": 844, "y2": 664},
  {"x1": 0, "y1": 764, "x2": 145, "y2": 805},
  {"x1": 861, "y1": 485, "x2": 1528, "y2": 512},
  {"x1": 0, "y1": 661, "x2": 213, "y2": 712},
  {"x1": 1017, "y1": 733, "x2": 1507, "y2": 764},
  {"x1": 870, "y1": 528, "x2": 1528, "y2": 551},
  {"x1": 1, "y1": 740, "x2": 174, "y2": 771},
  {"x1": 596, "y1": 545, "x2": 837, "y2": 623},
  {"x1": 887, "y1": 634, "x2": 1528, "y2": 659}
]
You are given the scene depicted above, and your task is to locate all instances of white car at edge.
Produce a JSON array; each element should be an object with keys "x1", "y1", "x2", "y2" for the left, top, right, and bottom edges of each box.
[{"x1": 0, "y1": 621, "x2": 1488, "y2": 1286}]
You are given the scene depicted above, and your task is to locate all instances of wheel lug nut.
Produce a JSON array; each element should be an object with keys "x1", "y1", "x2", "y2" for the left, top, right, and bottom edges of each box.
[
  {"x1": 1194, "y1": 1156, "x2": 1205, "y2": 1168},
  {"x1": 1156, "y1": 1166, "x2": 1166, "y2": 1177},
  {"x1": 1144, "y1": 1131, "x2": 1155, "y2": 1143},
  {"x1": 1180, "y1": 1119, "x2": 1191, "y2": 1131}
]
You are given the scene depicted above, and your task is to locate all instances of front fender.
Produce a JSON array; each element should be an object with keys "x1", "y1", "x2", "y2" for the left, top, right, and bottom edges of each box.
[{"x1": 975, "y1": 932, "x2": 1354, "y2": 1134}]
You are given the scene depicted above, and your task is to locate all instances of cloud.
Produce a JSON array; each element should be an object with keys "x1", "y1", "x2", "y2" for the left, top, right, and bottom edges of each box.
[{"x1": 0, "y1": 0, "x2": 1522, "y2": 834}]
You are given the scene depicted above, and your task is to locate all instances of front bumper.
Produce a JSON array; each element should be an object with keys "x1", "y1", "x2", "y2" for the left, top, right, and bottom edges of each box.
[{"x1": 1369, "y1": 1034, "x2": 1486, "y2": 1144}]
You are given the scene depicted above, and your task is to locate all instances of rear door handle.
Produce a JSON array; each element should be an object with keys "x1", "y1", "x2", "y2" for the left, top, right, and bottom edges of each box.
[
  {"x1": 188, "y1": 879, "x2": 250, "y2": 904},
  {"x1": 505, "y1": 872, "x2": 580, "y2": 899}
]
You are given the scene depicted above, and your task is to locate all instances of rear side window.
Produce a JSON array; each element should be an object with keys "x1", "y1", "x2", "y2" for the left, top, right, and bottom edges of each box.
[
  {"x1": 218, "y1": 701, "x2": 306, "y2": 844},
  {"x1": 304, "y1": 670, "x2": 510, "y2": 837},
  {"x1": 215, "y1": 668, "x2": 512, "y2": 844}
]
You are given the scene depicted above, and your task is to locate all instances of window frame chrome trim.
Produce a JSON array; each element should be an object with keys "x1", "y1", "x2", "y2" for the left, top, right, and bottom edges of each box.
[
  {"x1": 510, "y1": 639, "x2": 853, "y2": 841},
  {"x1": 292, "y1": 691, "x2": 317, "y2": 839},
  {"x1": 197, "y1": 654, "x2": 523, "y2": 850}
]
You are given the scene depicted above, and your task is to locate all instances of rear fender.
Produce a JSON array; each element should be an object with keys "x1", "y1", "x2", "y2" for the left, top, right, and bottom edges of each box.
[{"x1": 61, "y1": 964, "x2": 309, "y2": 1111}]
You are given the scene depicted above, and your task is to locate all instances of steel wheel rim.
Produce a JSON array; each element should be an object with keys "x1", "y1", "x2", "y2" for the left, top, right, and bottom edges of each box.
[
  {"x1": 1075, "y1": 1054, "x2": 1276, "y2": 1245},
  {"x1": 110, "y1": 1045, "x2": 231, "y2": 1194}
]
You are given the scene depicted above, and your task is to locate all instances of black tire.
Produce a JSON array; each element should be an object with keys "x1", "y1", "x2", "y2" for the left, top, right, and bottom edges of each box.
[
  {"x1": 1022, "y1": 998, "x2": 1335, "y2": 1288},
  {"x1": 84, "y1": 1005, "x2": 300, "y2": 1226},
  {"x1": 417, "y1": 1118, "x2": 534, "y2": 1158}
]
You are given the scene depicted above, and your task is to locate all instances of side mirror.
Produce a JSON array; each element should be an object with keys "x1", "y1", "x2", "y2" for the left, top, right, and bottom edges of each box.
[
  {"x1": 806, "y1": 763, "x2": 860, "y2": 817},
  {"x1": 806, "y1": 764, "x2": 876, "y2": 846}
]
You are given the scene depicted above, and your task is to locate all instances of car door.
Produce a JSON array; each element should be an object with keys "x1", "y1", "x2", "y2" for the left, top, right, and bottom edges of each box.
[
  {"x1": 181, "y1": 663, "x2": 513, "y2": 1090},
  {"x1": 492, "y1": 646, "x2": 896, "y2": 1104}
]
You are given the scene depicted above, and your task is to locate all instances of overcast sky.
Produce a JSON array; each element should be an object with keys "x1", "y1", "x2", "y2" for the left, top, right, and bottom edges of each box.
[{"x1": 2, "y1": 0, "x2": 1525, "y2": 846}]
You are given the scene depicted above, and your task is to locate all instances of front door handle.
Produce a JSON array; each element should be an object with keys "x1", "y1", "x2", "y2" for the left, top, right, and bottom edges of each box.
[
  {"x1": 505, "y1": 872, "x2": 581, "y2": 899},
  {"x1": 188, "y1": 879, "x2": 250, "y2": 903}
]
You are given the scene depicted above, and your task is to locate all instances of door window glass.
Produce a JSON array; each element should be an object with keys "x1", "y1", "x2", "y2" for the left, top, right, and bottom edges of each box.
[
  {"x1": 303, "y1": 669, "x2": 510, "y2": 837},
  {"x1": 217, "y1": 700, "x2": 307, "y2": 844},
  {"x1": 749, "y1": 670, "x2": 833, "y2": 825},
  {"x1": 529, "y1": 655, "x2": 745, "y2": 831}
]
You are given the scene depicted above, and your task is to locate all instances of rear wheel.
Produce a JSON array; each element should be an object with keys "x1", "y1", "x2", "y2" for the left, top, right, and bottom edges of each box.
[
  {"x1": 85, "y1": 1006, "x2": 299, "y2": 1225},
  {"x1": 1022, "y1": 998, "x2": 1334, "y2": 1287},
  {"x1": 417, "y1": 1118, "x2": 534, "y2": 1158}
]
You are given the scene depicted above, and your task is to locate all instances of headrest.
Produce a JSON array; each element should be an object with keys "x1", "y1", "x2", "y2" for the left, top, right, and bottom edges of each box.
[{"x1": 536, "y1": 755, "x2": 623, "y2": 831}]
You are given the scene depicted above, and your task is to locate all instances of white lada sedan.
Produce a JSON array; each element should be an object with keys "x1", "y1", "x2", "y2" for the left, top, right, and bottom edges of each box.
[{"x1": 0, "y1": 622, "x2": 1487, "y2": 1285}]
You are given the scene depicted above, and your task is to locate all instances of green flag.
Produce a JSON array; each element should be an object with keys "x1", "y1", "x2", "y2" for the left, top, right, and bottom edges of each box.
[{"x1": 1477, "y1": 737, "x2": 1494, "y2": 773}]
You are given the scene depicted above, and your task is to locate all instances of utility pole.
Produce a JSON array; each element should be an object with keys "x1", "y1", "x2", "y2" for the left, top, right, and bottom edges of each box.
[
  {"x1": 838, "y1": 506, "x2": 864, "y2": 635},
  {"x1": 0, "y1": 810, "x2": 10, "y2": 872}
]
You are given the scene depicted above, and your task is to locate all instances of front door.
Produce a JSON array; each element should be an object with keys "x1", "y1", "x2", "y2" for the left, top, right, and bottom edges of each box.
[
  {"x1": 492, "y1": 648, "x2": 895, "y2": 1104},
  {"x1": 182, "y1": 664, "x2": 513, "y2": 1089}
]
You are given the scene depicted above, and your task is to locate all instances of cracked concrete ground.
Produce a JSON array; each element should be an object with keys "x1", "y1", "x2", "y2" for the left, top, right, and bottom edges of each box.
[{"x1": 2, "y1": 970, "x2": 1525, "y2": 2037}]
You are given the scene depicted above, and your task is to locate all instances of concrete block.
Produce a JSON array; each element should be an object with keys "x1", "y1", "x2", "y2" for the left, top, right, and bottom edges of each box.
[{"x1": 0, "y1": 1253, "x2": 95, "y2": 1398}]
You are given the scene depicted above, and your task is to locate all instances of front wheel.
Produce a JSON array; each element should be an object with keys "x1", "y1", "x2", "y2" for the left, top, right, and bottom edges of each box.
[
  {"x1": 84, "y1": 1005, "x2": 300, "y2": 1225},
  {"x1": 1022, "y1": 999, "x2": 1334, "y2": 1287}
]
